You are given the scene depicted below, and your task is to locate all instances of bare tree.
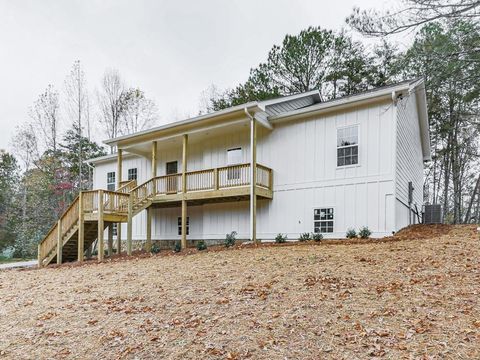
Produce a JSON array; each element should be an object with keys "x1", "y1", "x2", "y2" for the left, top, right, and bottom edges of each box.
[
  {"x1": 29, "y1": 85, "x2": 60, "y2": 153},
  {"x1": 347, "y1": 0, "x2": 480, "y2": 37},
  {"x1": 98, "y1": 69, "x2": 126, "y2": 150},
  {"x1": 120, "y1": 88, "x2": 158, "y2": 134},
  {"x1": 65, "y1": 60, "x2": 90, "y2": 189},
  {"x1": 198, "y1": 84, "x2": 222, "y2": 115}
]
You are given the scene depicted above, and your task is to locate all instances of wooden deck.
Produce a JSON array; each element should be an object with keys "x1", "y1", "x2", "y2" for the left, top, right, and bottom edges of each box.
[{"x1": 37, "y1": 163, "x2": 273, "y2": 267}]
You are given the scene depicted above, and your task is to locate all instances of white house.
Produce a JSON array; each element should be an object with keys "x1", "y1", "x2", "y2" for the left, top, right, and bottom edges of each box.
[{"x1": 87, "y1": 78, "x2": 429, "y2": 248}]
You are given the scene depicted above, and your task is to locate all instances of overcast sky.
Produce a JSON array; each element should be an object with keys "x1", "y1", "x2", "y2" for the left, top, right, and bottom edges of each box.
[{"x1": 0, "y1": 0, "x2": 390, "y2": 151}]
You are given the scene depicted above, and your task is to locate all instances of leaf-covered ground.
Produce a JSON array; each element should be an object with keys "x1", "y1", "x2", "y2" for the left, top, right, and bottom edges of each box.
[{"x1": 0, "y1": 225, "x2": 479, "y2": 359}]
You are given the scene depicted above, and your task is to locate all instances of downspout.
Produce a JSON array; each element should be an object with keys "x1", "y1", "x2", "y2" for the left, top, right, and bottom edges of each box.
[{"x1": 245, "y1": 108, "x2": 257, "y2": 243}]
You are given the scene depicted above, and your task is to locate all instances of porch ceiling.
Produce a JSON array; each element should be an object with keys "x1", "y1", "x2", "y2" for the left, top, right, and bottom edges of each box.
[{"x1": 122, "y1": 119, "x2": 252, "y2": 158}]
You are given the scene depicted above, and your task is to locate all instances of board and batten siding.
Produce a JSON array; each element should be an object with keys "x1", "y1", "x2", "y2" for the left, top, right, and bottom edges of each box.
[
  {"x1": 256, "y1": 100, "x2": 396, "y2": 238},
  {"x1": 91, "y1": 97, "x2": 418, "y2": 241},
  {"x1": 394, "y1": 93, "x2": 424, "y2": 230}
]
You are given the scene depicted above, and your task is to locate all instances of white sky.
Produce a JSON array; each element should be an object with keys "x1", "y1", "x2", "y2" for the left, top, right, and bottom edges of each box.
[{"x1": 0, "y1": 0, "x2": 392, "y2": 151}]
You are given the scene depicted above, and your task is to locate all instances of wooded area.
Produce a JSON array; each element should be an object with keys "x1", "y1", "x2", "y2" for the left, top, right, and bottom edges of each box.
[{"x1": 1, "y1": 0, "x2": 479, "y2": 258}]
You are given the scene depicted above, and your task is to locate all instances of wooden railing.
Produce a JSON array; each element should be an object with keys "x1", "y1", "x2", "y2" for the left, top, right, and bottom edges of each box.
[
  {"x1": 117, "y1": 180, "x2": 137, "y2": 193},
  {"x1": 38, "y1": 189, "x2": 130, "y2": 265}
]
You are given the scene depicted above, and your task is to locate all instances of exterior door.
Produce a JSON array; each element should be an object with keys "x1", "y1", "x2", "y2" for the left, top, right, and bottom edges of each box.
[{"x1": 166, "y1": 161, "x2": 178, "y2": 193}]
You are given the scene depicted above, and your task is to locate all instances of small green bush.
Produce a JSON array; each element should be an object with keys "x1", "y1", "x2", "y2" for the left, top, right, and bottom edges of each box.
[
  {"x1": 358, "y1": 226, "x2": 372, "y2": 239},
  {"x1": 174, "y1": 242, "x2": 181, "y2": 253},
  {"x1": 225, "y1": 231, "x2": 237, "y2": 247},
  {"x1": 150, "y1": 243, "x2": 161, "y2": 254},
  {"x1": 196, "y1": 240, "x2": 207, "y2": 251},
  {"x1": 298, "y1": 232, "x2": 312, "y2": 242},
  {"x1": 346, "y1": 228, "x2": 357, "y2": 239},
  {"x1": 312, "y1": 233, "x2": 323, "y2": 242},
  {"x1": 275, "y1": 233, "x2": 287, "y2": 243}
]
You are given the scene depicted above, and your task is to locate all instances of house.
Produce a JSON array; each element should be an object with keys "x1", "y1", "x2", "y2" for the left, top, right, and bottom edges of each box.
[{"x1": 37, "y1": 79, "x2": 430, "y2": 266}]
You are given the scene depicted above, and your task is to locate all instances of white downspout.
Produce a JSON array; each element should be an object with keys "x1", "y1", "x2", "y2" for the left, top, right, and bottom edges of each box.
[{"x1": 245, "y1": 108, "x2": 256, "y2": 243}]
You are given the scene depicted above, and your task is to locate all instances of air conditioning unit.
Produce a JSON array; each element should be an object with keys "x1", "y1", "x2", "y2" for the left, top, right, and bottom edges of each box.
[{"x1": 423, "y1": 204, "x2": 442, "y2": 224}]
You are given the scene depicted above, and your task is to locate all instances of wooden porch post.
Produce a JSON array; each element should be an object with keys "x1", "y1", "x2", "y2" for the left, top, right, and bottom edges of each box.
[
  {"x1": 98, "y1": 190, "x2": 104, "y2": 261},
  {"x1": 78, "y1": 191, "x2": 85, "y2": 262},
  {"x1": 127, "y1": 194, "x2": 133, "y2": 255},
  {"x1": 146, "y1": 207, "x2": 152, "y2": 252},
  {"x1": 56, "y1": 219, "x2": 62, "y2": 264},
  {"x1": 37, "y1": 244, "x2": 42, "y2": 268},
  {"x1": 117, "y1": 149, "x2": 122, "y2": 254},
  {"x1": 181, "y1": 134, "x2": 188, "y2": 250},
  {"x1": 151, "y1": 141, "x2": 157, "y2": 178},
  {"x1": 250, "y1": 118, "x2": 257, "y2": 244},
  {"x1": 108, "y1": 223, "x2": 113, "y2": 257}
]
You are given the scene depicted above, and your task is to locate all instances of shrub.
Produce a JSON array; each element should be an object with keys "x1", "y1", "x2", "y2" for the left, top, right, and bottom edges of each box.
[
  {"x1": 312, "y1": 233, "x2": 323, "y2": 242},
  {"x1": 275, "y1": 233, "x2": 287, "y2": 243},
  {"x1": 225, "y1": 231, "x2": 237, "y2": 247},
  {"x1": 359, "y1": 226, "x2": 372, "y2": 239},
  {"x1": 298, "y1": 232, "x2": 312, "y2": 242},
  {"x1": 346, "y1": 228, "x2": 357, "y2": 239},
  {"x1": 174, "y1": 242, "x2": 181, "y2": 253},
  {"x1": 150, "y1": 243, "x2": 161, "y2": 254},
  {"x1": 196, "y1": 240, "x2": 207, "y2": 251}
]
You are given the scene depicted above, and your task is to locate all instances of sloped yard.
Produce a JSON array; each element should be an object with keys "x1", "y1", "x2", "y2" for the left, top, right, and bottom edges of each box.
[{"x1": 0, "y1": 225, "x2": 479, "y2": 359}]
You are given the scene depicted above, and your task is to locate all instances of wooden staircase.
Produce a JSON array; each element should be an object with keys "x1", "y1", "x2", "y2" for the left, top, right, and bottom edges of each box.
[{"x1": 38, "y1": 181, "x2": 137, "y2": 267}]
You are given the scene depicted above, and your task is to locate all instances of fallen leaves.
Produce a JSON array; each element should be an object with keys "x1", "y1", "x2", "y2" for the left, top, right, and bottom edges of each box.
[{"x1": 0, "y1": 224, "x2": 478, "y2": 359}]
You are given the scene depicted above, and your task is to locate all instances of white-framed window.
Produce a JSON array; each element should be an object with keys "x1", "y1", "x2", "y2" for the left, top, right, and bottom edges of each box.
[
  {"x1": 128, "y1": 168, "x2": 137, "y2": 181},
  {"x1": 314, "y1": 208, "x2": 334, "y2": 233},
  {"x1": 107, "y1": 172, "x2": 116, "y2": 191},
  {"x1": 227, "y1": 147, "x2": 242, "y2": 180},
  {"x1": 177, "y1": 217, "x2": 190, "y2": 235},
  {"x1": 337, "y1": 125, "x2": 359, "y2": 166}
]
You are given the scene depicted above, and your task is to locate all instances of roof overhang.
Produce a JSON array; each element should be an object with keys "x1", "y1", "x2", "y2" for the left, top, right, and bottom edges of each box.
[{"x1": 269, "y1": 79, "x2": 431, "y2": 161}]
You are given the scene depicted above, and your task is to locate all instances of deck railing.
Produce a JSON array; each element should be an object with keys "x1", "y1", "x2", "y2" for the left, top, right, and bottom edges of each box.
[
  {"x1": 38, "y1": 189, "x2": 131, "y2": 265},
  {"x1": 38, "y1": 163, "x2": 273, "y2": 266},
  {"x1": 131, "y1": 163, "x2": 272, "y2": 200}
]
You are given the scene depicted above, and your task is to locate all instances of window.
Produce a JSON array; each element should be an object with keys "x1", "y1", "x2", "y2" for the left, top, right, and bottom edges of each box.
[
  {"x1": 227, "y1": 148, "x2": 242, "y2": 180},
  {"x1": 177, "y1": 217, "x2": 190, "y2": 235},
  {"x1": 107, "y1": 172, "x2": 116, "y2": 191},
  {"x1": 314, "y1": 208, "x2": 334, "y2": 233},
  {"x1": 337, "y1": 125, "x2": 359, "y2": 166},
  {"x1": 112, "y1": 223, "x2": 117, "y2": 236},
  {"x1": 128, "y1": 168, "x2": 137, "y2": 181}
]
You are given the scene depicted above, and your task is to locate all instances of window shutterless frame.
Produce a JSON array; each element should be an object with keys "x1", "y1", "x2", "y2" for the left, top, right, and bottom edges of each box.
[
  {"x1": 107, "y1": 171, "x2": 116, "y2": 191},
  {"x1": 177, "y1": 217, "x2": 189, "y2": 235},
  {"x1": 336, "y1": 124, "x2": 360, "y2": 168},
  {"x1": 313, "y1": 207, "x2": 334, "y2": 233},
  {"x1": 127, "y1": 168, "x2": 138, "y2": 181}
]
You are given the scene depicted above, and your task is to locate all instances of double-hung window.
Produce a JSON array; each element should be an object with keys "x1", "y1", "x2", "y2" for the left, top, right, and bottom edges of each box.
[
  {"x1": 107, "y1": 172, "x2": 116, "y2": 191},
  {"x1": 314, "y1": 208, "x2": 334, "y2": 233},
  {"x1": 128, "y1": 168, "x2": 138, "y2": 181},
  {"x1": 178, "y1": 217, "x2": 190, "y2": 235},
  {"x1": 337, "y1": 125, "x2": 359, "y2": 166},
  {"x1": 227, "y1": 148, "x2": 242, "y2": 180}
]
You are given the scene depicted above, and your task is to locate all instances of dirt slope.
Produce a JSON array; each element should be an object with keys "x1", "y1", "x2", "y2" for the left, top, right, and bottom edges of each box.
[{"x1": 0, "y1": 225, "x2": 478, "y2": 359}]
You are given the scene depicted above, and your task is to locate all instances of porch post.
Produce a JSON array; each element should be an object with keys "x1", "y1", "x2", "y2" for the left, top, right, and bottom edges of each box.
[
  {"x1": 181, "y1": 134, "x2": 188, "y2": 249},
  {"x1": 78, "y1": 191, "x2": 85, "y2": 262},
  {"x1": 250, "y1": 118, "x2": 257, "y2": 244},
  {"x1": 127, "y1": 194, "x2": 133, "y2": 255},
  {"x1": 146, "y1": 207, "x2": 152, "y2": 252},
  {"x1": 97, "y1": 190, "x2": 104, "y2": 261},
  {"x1": 56, "y1": 219, "x2": 63, "y2": 264},
  {"x1": 116, "y1": 149, "x2": 122, "y2": 253},
  {"x1": 151, "y1": 141, "x2": 157, "y2": 178},
  {"x1": 108, "y1": 223, "x2": 113, "y2": 257}
]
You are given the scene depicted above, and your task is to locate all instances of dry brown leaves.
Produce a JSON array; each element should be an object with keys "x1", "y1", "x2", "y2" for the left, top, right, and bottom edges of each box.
[{"x1": 0, "y1": 224, "x2": 479, "y2": 359}]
